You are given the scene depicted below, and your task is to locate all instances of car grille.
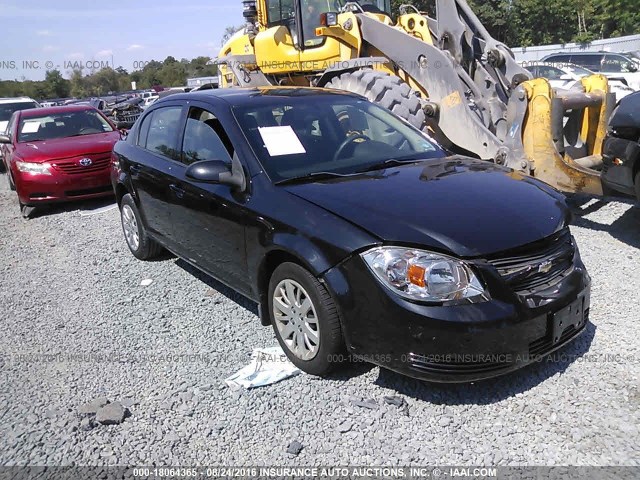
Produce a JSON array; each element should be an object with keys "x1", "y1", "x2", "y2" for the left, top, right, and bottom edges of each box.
[
  {"x1": 406, "y1": 353, "x2": 511, "y2": 376},
  {"x1": 487, "y1": 229, "x2": 575, "y2": 295},
  {"x1": 51, "y1": 156, "x2": 111, "y2": 175},
  {"x1": 114, "y1": 112, "x2": 141, "y2": 125},
  {"x1": 65, "y1": 185, "x2": 112, "y2": 197},
  {"x1": 528, "y1": 308, "x2": 589, "y2": 357}
]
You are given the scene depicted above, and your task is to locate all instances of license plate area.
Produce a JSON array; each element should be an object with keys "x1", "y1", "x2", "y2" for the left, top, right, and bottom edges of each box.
[{"x1": 551, "y1": 296, "x2": 585, "y2": 344}]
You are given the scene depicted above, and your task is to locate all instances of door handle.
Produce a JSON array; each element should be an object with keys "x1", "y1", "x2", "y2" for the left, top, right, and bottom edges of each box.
[{"x1": 169, "y1": 184, "x2": 185, "y2": 198}]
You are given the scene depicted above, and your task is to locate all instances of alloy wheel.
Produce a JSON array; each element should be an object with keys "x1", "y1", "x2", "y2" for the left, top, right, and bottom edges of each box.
[
  {"x1": 121, "y1": 204, "x2": 140, "y2": 251},
  {"x1": 272, "y1": 279, "x2": 320, "y2": 360}
]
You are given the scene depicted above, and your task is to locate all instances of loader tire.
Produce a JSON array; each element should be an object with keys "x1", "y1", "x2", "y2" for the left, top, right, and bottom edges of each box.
[{"x1": 324, "y1": 69, "x2": 426, "y2": 131}]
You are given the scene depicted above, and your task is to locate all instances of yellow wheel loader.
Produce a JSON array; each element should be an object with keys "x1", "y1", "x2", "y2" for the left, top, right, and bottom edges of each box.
[{"x1": 218, "y1": 0, "x2": 612, "y2": 195}]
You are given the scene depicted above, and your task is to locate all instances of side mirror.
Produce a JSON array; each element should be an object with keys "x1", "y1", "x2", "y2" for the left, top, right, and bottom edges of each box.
[
  {"x1": 627, "y1": 63, "x2": 638, "y2": 73},
  {"x1": 185, "y1": 158, "x2": 246, "y2": 191},
  {"x1": 0, "y1": 134, "x2": 10, "y2": 144}
]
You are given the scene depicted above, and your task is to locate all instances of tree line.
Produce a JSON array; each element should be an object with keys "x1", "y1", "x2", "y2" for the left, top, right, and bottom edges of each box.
[
  {"x1": 0, "y1": 56, "x2": 218, "y2": 100},
  {"x1": 392, "y1": 0, "x2": 640, "y2": 46}
]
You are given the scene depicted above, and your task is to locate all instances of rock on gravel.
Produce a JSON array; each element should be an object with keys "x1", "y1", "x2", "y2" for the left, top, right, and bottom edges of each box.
[
  {"x1": 78, "y1": 397, "x2": 109, "y2": 415},
  {"x1": 0, "y1": 176, "x2": 638, "y2": 467},
  {"x1": 95, "y1": 402, "x2": 127, "y2": 425}
]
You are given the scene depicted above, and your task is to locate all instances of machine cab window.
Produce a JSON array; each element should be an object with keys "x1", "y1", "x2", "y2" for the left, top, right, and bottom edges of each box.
[{"x1": 265, "y1": 0, "x2": 345, "y2": 48}]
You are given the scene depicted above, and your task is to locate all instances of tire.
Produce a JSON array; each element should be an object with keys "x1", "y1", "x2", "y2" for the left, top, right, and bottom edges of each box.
[
  {"x1": 119, "y1": 193, "x2": 163, "y2": 260},
  {"x1": 7, "y1": 170, "x2": 16, "y2": 191},
  {"x1": 268, "y1": 262, "x2": 345, "y2": 376},
  {"x1": 324, "y1": 69, "x2": 426, "y2": 131},
  {"x1": 19, "y1": 202, "x2": 35, "y2": 219}
]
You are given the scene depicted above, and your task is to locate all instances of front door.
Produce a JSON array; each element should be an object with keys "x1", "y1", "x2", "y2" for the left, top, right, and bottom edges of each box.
[{"x1": 167, "y1": 103, "x2": 251, "y2": 295}]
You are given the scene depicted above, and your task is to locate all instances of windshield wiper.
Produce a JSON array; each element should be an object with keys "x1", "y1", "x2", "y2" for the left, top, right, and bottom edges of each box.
[
  {"x1": 275, "y1": 171, "x2": 360, "y2": 186},
  {"x1": 355, "y1": 155, "x2": 427, "y2": 173}
]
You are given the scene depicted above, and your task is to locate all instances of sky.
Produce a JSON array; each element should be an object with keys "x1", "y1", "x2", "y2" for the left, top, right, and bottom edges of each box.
[{"x1": 0, "y1": 0, "x2": 243, "y2": 81}]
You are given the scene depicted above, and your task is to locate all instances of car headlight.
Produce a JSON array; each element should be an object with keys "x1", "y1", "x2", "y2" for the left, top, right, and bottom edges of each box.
[
  {"x1": 361, "y1": 247, "x2": 489, "y2": 304},
  {"x1": 16, "y1": 161, "x2": 51, "y2": 175}
]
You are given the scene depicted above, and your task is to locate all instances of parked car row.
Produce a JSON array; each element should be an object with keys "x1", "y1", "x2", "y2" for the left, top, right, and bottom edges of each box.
[
  {"x1": 523, "y1": 62, "x2": 634, "y2": 100},
  {"x1": 539, "y1": 51, "x2": 640, "y2": 91}
]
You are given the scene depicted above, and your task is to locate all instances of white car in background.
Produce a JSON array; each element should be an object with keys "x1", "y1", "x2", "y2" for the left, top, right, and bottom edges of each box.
[
  {"x1": 524, "y1": 63, "x2": 634, "y2": 101},
  {"x1": 0, "y1": 97, "x2": 41, "y2": 134},
  {"x1": 0, "y1": 97, "x2": 41, "y2": 170}
]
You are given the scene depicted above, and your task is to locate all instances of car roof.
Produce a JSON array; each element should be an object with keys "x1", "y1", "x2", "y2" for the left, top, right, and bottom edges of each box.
[
  {"x1": 155, "y1": 86, "x2": 361, "y2": 107},
  {"x1": 544, "y1": 51, "x2": 630, "y2": 57},
  {"x1": 0, "y1": 97, "x2": 38, "y2": 104},
  {"x1": 19, "y1": 104, "x2": 96, "y2": 118}
]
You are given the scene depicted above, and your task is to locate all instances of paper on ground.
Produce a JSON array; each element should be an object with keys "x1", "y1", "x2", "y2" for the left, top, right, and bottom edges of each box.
[
  {"x1": 258, "y1": 126, "x2": 306, "y2": 157},
  {"x1": 78, "y1": 204, "x2": 117, "y2": 216},
  {"x1": 225, "y1": 346, "x2": 301, "y2": 389}
]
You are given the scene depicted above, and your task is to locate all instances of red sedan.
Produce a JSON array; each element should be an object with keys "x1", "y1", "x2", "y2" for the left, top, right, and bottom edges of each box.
[{"x1": 0, "y1": 105, "x2": 121, "y2": 217}]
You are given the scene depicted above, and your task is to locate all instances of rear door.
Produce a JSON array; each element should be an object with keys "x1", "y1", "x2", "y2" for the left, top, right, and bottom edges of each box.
[
  {"x1": 167, "y1": 102, "x2": 251, "y2": 295},
  {"x1": 128, "y1": 104, "x2": 186, "y2": 249}
]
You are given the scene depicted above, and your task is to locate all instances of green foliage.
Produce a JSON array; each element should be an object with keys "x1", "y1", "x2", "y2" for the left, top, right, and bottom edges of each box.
[
  {"x1": 391, "y1": 0, "x2": 640, "y2": 47},
  {"x1": 0, "y1": 56, "x2": 219, "y2": 100}
]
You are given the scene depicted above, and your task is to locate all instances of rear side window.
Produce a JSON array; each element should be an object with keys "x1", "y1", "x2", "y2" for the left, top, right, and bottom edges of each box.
[
  {"x1": 141, "y1": 106, "x2": 183, "y2": 160},
  {"x1": 571, "y1": 54, "x2": 603, "y2": 71},
  {"x1": 602, "y1": 54, "x2": 635, "y2": 73},
  {"x1": 181, "y1": 107, "x2": 233, "y2": 165}
]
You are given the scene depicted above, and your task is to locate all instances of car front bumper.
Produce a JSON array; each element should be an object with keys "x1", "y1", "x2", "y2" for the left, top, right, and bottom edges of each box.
[
  {"x1": 322, "y1": 245, "x2": 591, "y2": 383},
  {"x1": 14, "y1": 167, "x2": 113, "y2": 205}
]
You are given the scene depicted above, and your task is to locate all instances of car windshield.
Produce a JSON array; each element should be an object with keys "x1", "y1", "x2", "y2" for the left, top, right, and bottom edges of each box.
[
  {"x1": 233, "y1": 93, "x2": 444, "y2": 183},
  {"x1": 0, "y1": 102, "x2": 39, "y2": 122},
  {"x1": 18, "y1": 110, "x2": 114, "y2": 142}
]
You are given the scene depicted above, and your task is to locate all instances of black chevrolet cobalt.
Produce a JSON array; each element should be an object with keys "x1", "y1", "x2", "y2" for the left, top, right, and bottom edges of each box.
[{"x1": 111, "y1": 87, "x2": 591, "y2": 382}]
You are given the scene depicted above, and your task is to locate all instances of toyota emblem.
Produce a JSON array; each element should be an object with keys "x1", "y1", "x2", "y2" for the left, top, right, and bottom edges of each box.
[{"x1": 79, "y1": 158, "x2": 93, "y2": 167}]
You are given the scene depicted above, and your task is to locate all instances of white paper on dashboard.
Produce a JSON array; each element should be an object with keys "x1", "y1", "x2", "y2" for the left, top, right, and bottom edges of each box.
[
  {"x1": 258, "y1": 126, "x2": 306, "y2": 156},
  {"x1": 22, "y1": 122, "x2": 40, "y2": 133}
]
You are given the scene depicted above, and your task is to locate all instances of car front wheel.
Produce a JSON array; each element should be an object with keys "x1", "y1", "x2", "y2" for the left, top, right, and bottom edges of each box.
[
  {"x1": 120, "y1": 193, "x2": 163, "y2": 260},
  {"x1": 268, "y1": 262, "x2": 345, "y2": 376}
]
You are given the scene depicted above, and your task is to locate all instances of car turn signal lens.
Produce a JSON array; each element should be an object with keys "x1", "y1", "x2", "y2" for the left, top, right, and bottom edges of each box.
[{"x1": 407, "y1": 264, "x2": 426, "y2": 287}]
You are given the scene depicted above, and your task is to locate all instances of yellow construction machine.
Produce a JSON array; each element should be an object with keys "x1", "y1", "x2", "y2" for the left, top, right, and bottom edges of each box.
[{"x1": 218, "y1": 0, "x2": 613, "y2": 195}]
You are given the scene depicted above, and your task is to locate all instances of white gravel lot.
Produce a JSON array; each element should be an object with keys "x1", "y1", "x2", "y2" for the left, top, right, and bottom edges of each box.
[{"x1": 0, "y1": 174, "x2": 638, "y2": 467}]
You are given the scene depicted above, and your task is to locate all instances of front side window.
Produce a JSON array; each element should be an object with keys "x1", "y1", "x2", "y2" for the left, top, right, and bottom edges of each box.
[
  {"x1": 143, "y1": 106, "x2": 183, "y2": 161},
  {"x1": 181, "y1": 107, "x2": 233, "y2": 165},
  {"x1": 18, "y1": 110, "x2": 114, "y2": 142},
  {"x1": 233, "y1": 93, "x2": 444, "y2": 183}
]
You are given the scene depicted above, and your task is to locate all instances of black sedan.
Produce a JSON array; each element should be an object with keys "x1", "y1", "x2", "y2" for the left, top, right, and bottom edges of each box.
[
  {"x1": 111, "y1": 87, "x2": 591, "y2": 382},
  {"x1": 602, "y1": 91, "x2": 640, "y2": 201}
]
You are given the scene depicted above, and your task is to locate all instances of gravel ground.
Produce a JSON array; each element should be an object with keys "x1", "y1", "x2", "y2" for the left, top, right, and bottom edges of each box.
[{"x1": 0, "y1": 175, "x2": 638, "y2": 467}]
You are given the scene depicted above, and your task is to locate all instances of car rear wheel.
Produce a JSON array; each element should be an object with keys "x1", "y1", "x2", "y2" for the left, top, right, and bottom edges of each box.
[
  {"x1": 268, "y1": 262, "x2": 345, "y2": 376},
  {"x1": 120, "y1": 193, "x2": 163, "y2": 260}
]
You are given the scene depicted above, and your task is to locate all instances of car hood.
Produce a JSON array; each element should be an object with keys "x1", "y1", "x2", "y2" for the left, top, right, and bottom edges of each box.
[
  {"x1": 283, "y1": 157, "x2": 569, "y2": 258},
  {"x1": 15, "y1": 132, "x2": 120, "y2": 163}
]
